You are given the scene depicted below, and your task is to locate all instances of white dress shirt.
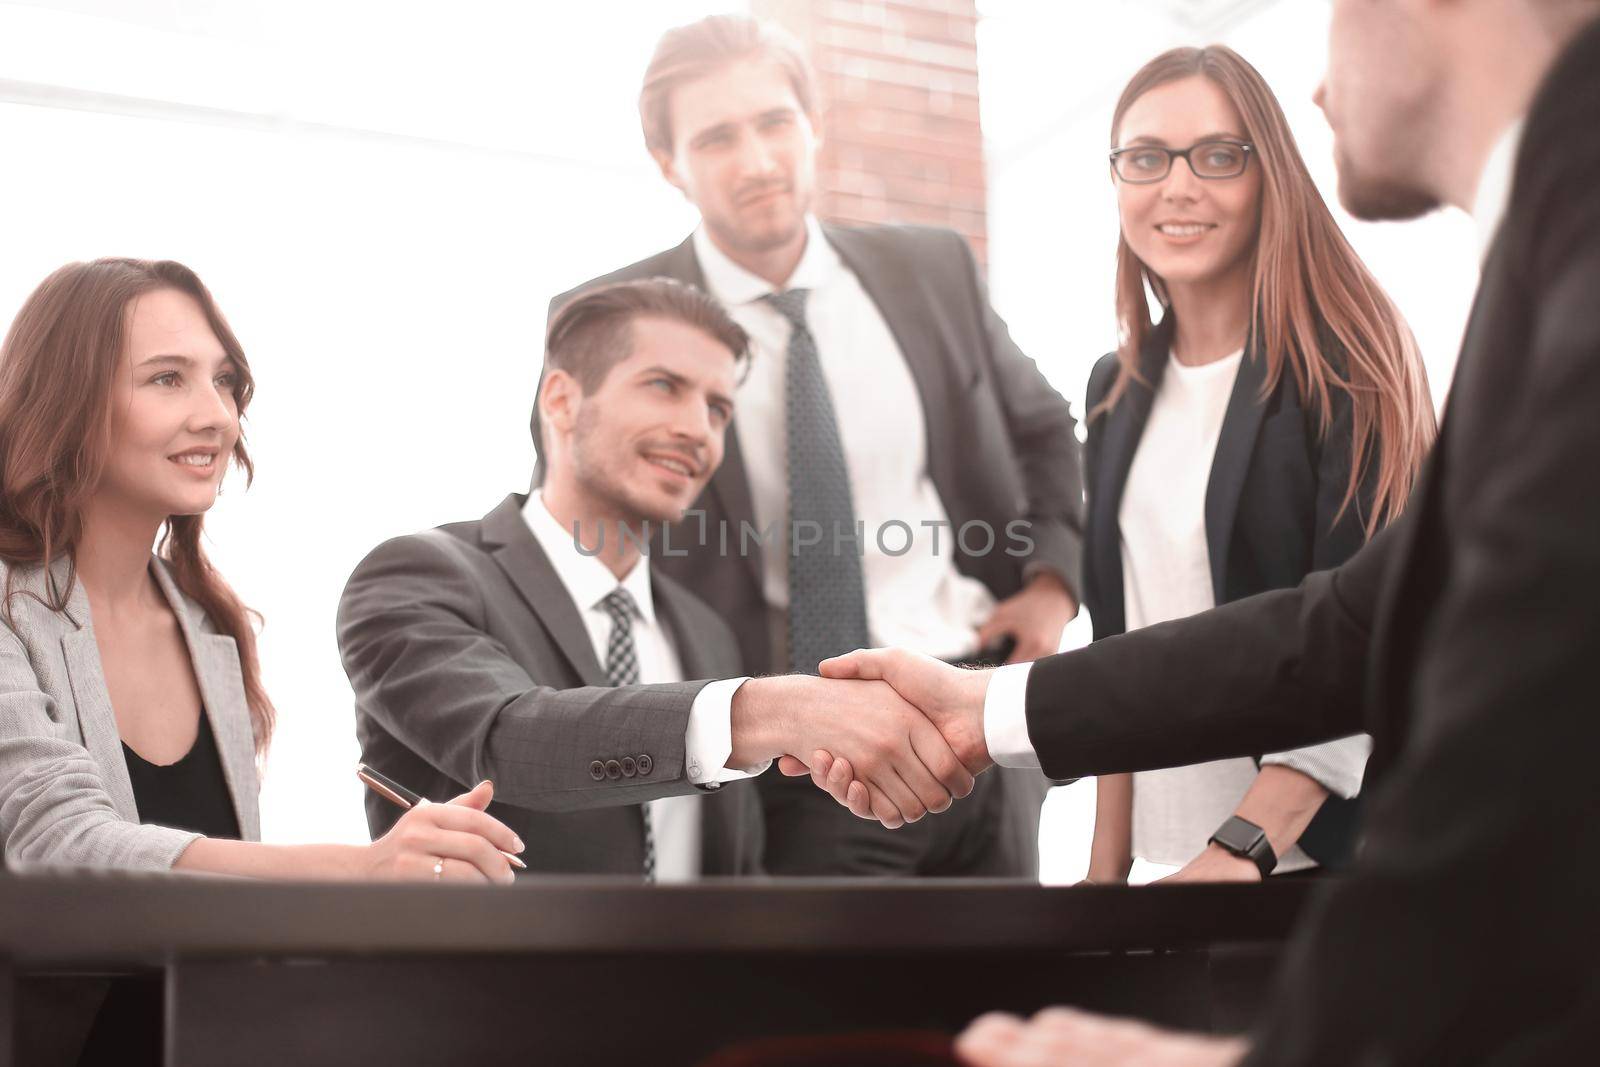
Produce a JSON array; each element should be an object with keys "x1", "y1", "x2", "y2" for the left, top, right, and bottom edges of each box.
[
  {"x1": 693, "y1": 217, "x2": 997, "y2": 661},
  {"x1": 1473, "y1": 120, "x2": 1524, "y2": 263},
  {"x1": 521, "y1": 491, "x2": 761, "y2": 882}
]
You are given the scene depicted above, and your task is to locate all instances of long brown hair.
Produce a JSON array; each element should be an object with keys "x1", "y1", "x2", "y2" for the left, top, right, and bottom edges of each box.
[
  {"x1": 1103, "y1": 46, "x2": 1435, "y2": 536},
  {"x1": 0, "y1": 258, "x2": 275, "y2": 753}
]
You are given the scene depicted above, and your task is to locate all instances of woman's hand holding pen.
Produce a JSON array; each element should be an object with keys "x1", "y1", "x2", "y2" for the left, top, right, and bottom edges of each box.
[{"x1": 362, "y1": 780, "x2": 525, "y2": 885}]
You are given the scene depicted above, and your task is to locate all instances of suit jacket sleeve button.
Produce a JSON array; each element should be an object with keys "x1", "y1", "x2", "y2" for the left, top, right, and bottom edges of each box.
[
  {"x1": 604, "y1": 759, "x2": 623, "y2": 780},
  {"x1": 637, "y1": 754, "x2": 653, "y2": 776},
  {"x1": 621, "y1": 757, "x2": 637, "y2": 778},
  {"x1": 589, "y1": 761, "x2": 606, "y2": 781}
]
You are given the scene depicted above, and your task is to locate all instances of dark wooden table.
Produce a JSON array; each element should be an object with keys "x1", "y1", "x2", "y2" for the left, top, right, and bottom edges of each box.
[{"x1": 0, "y1": 874, "x2": 1316, "y2": 1066}]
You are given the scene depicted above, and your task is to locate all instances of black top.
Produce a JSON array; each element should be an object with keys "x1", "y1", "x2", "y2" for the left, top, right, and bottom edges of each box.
[{"x1": 122, "y1": 711, "x2": 241, "y2": 840}]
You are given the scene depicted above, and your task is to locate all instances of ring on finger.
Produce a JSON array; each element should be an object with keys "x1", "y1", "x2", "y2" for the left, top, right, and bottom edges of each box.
[{"x1": 432, "y1": 857, "x2": 445, "y2": 880}]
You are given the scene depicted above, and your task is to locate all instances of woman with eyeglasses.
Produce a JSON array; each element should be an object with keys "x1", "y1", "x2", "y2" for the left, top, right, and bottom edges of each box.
[
  {"x1": 0, "y1": 258, "x2": 522, "y2": 883},
  {"x1": 1080, "y1": 47, "x2": 1435, "y2": 884}
]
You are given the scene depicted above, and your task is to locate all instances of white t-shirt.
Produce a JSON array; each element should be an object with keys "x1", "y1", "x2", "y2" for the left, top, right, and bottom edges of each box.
[{"x1": 1118, "y1": 349, "x2": 1349, "y2": 873}]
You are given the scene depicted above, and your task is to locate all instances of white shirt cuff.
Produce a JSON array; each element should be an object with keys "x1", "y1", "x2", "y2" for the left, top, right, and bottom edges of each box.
[
  {"x1": 982, "y1": 662, "x2": 1041, "y2": 770},
  {"x1": 684, "y1": 677, "x2": 770, "y2": 784}
]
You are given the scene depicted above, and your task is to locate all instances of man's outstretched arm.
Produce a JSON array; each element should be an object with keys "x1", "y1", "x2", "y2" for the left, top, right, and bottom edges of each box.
[
  {"x1": 339, "y1": 531, "x2": 972, "y2": 822},
  {"x1": 805, "y1": 513, "x2": 1396, "y2": 817}
]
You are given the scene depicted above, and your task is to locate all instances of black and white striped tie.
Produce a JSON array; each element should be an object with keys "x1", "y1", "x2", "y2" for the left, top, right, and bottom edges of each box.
[
  {"x1": 765, "y1": 288, "x2": 871, "y2": 673},
  {"x1": 599, "y1": 586, "x2": 654, "y2": 882}
]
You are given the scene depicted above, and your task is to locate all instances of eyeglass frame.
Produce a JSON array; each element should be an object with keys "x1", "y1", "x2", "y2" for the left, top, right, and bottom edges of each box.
[{"x1": 1108, "y1": 140, "x2": 1256, "y2": 184}]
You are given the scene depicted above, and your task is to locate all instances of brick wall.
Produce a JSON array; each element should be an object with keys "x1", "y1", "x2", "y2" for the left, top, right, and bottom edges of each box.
[{"x1": 754, "y1": 0, "x2": 988, "y2": 263}]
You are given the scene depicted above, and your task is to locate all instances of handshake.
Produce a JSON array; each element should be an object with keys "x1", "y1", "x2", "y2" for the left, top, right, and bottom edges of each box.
[{"x1": 728, "y1": 649, "x2": 999, "y2": 829}]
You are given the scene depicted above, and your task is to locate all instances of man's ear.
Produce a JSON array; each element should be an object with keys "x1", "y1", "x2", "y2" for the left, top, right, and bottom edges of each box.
[
  {"x1": 652, "y1": 147, "x2": 688, "y2": 197},
  {"x1": 805, "y1": 111, "x2": 823, "y2": 155},
  {"x1": 540, "y1": 368, "x2": 582, "y2": 438}
]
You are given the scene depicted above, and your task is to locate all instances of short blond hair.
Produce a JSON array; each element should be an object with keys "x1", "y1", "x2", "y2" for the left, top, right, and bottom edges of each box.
[{"x1": 639, "y1": 14, "x2": 818, "y2": 155}]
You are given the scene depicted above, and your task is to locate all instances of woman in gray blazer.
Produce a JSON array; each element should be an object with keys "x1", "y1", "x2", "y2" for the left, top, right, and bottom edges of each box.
[{"x1": 0, "y1": 258, "x2": 522, "y2": 882}]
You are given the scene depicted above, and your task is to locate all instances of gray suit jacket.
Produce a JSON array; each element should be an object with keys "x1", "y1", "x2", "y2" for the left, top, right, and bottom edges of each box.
[
  {"x1": 0, "y1": 557, "x2": 261, "y2": 871},
  {"x1": 337, "y1": 495, "x2": 763, "y2": 876},
  {"x1": 546, "y1": 223, "x2": 1087, "y2": 676}
]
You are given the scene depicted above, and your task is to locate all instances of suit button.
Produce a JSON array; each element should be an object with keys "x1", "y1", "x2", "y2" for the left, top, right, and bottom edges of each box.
[
  {"x1": 637, "y1": 754, "x2": 653, "y2": 776},
  {"x1": 589, "y1": 761, "x2": 605, "y2": 781},
  {"x1": 621, "y1": 757, "x2": 637, "y2": 778},
  {"x1": 604, "y1": 759, "x2": 623, "y2": 780}
]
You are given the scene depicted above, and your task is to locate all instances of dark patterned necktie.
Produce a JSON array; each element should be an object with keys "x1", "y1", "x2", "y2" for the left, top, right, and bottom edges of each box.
[
  {"x1": 764, "y1": 288, "x2": 871, "y2": 673},
  {"x1": 599, "y1": 586, "x2": 654, "y2": 882}
]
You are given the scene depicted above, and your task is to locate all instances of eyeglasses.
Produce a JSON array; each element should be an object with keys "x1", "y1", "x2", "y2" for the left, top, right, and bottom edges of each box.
[{"x1": 1109, "y1": 140, "x2": 1255, "y2": 183}]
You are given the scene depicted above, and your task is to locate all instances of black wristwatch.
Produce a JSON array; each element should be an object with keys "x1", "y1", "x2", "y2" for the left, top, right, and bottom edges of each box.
[{"x1": 1208, "y1": 815, "x2": 1277, "y2": 879}]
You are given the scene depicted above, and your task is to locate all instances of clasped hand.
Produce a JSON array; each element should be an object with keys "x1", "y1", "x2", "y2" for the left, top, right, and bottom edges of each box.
[{"x1": 763, "y1": 649, "x2": 996, "y2": 828}]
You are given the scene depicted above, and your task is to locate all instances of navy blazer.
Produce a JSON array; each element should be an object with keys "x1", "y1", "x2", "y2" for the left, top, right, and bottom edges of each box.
[{"x1": 1082, "y1": 314, "x2": 1376, "y2": 865}]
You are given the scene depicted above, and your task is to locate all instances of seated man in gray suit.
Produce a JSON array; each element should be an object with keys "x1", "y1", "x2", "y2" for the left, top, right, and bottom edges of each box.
[
  {"x1": 543, "y1": 15, "x2": 1083, "y2": 878},
  {"x1": 338, "y1": 279, "x2": 972, "y2": 878}
]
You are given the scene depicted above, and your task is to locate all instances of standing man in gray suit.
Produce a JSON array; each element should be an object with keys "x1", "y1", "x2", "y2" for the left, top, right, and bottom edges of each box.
[
  {"x1": 339, "y1": 279, "x2": 973, "y2": 878},
  {"x1": 544, "y1": 16, "x2": 1084, "y2": 877}
]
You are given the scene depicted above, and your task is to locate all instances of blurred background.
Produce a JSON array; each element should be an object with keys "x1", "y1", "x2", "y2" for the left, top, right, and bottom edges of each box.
[{"x1": 0, "y1": 0, "x2": 1480, "y2": 881}]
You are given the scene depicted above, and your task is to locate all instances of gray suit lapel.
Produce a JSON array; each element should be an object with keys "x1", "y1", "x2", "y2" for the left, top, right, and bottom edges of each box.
[
  {"x1": 58, "y1": 624, "x2": 141, "y2": 824},
  {"x1": 651, "y1": 574, "x2": 715, "y2": 680},
  {"x1": 37, "y1": 559, "x2": 139, "y2": 822},
  {"x1": 480, "y1": 495, "x2": 609, "y2": 687},
  {"x1": 150, "y1": 561, "x2": 261, "y2": 841}
]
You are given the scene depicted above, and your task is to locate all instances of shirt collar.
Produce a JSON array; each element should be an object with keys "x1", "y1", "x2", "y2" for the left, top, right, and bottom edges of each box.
[
  {"x1": 521, "y1": 490, "x2": 657, "y2": 625},
  {"x1": 691, "y1": 214, "x2": 836, "y2": 306},
  {"x1": 1472, "y1": 119, "x2": 1524, "y2": 264}
]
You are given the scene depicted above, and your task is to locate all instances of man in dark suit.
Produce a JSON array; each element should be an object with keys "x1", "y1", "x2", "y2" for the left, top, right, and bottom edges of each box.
[
  {"x1": 813, "y1": 1, "x2": 1600, "y2": 1062},
  {"x1": 338, "y1": 280, "x2": 972, "y2": 879},
  {"x1": 543, "y1": 14, "x2": 1084, "y2": 878}
]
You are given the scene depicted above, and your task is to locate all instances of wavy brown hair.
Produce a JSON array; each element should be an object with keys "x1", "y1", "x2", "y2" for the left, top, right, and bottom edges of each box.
[
  {"x1": 1102, "y1": 46, "x2": 1435, "y2": 536},
  {"x1": 0, "y1": 258, "x2": 274, "y2": 753}
]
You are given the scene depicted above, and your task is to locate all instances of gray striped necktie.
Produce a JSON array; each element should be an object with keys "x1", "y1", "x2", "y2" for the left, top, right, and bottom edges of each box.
[
  {"x1": 764, "y1": 288, "x2": 871, "y2": 674},
  {"x1": 599, "y1": 586, "x2": 654, "y2": 882}
]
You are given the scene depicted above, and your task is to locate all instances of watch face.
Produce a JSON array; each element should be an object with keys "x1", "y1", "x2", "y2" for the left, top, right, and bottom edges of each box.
[
  {"x1": 1210, "y1": 816, "x2": 1275, "y2": 877},
  {"x1": 1213, "y1": 817, "x2": 1259, "y2": 852}
]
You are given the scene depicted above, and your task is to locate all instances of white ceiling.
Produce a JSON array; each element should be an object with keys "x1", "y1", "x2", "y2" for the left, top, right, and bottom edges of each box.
[{"x1": 1128, "y1": 0, "x2": 1285, "y2": 35}]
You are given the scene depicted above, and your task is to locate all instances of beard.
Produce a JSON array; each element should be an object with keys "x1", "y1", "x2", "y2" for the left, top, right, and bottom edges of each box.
[
  {"x1": 570, "y1": 414, "x2": 691, "y2": 529},
  {"x1": 1332, "y1": 127, "x2": 1441, "y2": 221},
  {"x1": 712, "y1": 184, "x2": 810, "y2": 257}
]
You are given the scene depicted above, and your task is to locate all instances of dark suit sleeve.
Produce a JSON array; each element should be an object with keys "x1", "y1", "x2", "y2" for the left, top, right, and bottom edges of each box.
[
  {"x1": 955, "y1": 234, "x2": 1086, "y2": 597},
  {"x1": 1241, "y1": 173, "x2": 1600, "y2": 1067},
  {"x1": 337, "y1": 532, "x2": 714, "y2": 811},
  {"x1": 1021, "y1": 510, "x2": 1391, "y2": 780}
]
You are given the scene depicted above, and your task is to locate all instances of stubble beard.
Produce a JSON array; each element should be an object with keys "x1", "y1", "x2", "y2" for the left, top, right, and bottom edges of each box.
[
  {"x1": 1336, "y1": 147, "x2": 1442, "y2": 221},
  {"x1": 571, "y1": 419, "x2": 683, "y2": 533},
  {"x1": 714, "y1": 181, "x2": 812, "y2": 260}
]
